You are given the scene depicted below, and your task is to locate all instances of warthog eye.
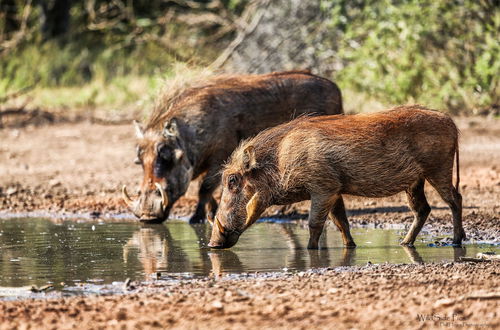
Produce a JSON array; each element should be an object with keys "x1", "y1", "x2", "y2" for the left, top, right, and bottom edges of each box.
[
  {"x1": 157, "y1": 144, "x2": 172, "y2": 162},
  {"x1": 135, "y1": 147, "x2": 143, "y2": 165},
  {"x1": 227, "y1": 174, "x2": 240, "y2": 191},
  {"x1": 154, "y1": 144, "x2": 174, "y2": 177}
]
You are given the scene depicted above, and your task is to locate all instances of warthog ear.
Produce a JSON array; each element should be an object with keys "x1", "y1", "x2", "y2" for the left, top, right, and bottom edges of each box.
[
  {"x1": 163, "y1": 119, "x2": 179, "y2": 138},
  {"x1": 242, "y1": 145, "x2": 257, "y2": 172},
  {"x1": 133, "y1": 120, "x2": 144, "y2": 139},
  {"x1": 245, "y1": 192, "x2": 263, "y2": 228}
]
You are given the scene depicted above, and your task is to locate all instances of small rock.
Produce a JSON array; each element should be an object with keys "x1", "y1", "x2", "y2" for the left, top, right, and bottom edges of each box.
[
  {"x1": 6, "y1": 187, "x2": 17, "y2": 196},
  {"x1": 434, "y1": 298, "x2": 456, "y2": 308},
  {"x1": 49, "y1": 179, "x2": 61, "y2": 188},
  {"x1": 90, "y1": 211, "x2": 101, "y2": 219},
  {"x1": 30, "y1": 285, "x2": 54, "y2": 293},
  {"x1": 211, "y1": 300, "x2": 223, "y2": 310},
  {"x1": 123, "y1": 278, "x2": 136, "y2": 291}
]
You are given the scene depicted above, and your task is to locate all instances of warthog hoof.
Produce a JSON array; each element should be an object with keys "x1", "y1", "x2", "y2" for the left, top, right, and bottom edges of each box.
[
  {"x1": 345, "y1": 242, "x2": 357, "y2": 248},
  {"x1": 400, "y1": 241, "x2": 415, "y2": 247}
]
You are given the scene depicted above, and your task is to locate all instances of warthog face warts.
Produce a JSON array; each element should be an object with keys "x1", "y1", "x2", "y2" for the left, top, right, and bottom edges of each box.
[
  {"x1": 208, "y1": 146, "x2": 267, "y2": 249},
  {"x1": 122, "y1": 120, "x2": 193, "y2": 223}
]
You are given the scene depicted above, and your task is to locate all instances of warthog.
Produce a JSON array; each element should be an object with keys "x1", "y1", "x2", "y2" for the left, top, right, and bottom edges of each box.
[
  {"x1": 208, "y1": 105, "x2": 465, "y2": 249},
  {"x1": 122, "y1": 70, "x2": 343, "y2": 223}
]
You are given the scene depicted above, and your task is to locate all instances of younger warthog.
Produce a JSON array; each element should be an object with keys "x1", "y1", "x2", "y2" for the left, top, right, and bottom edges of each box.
[{"x1": 208, "y1": 105, "x2": 465, "y2": 249}]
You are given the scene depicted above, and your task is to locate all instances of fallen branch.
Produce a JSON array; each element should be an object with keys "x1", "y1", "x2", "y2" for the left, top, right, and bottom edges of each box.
[
  {"x1": 435, "y1": 292, "x2": 500, "y2": 307},
  {"x1": 0, "y1": 107, "x2": 55, "y2": 128},
  {"x1": 364, "y1": 273, "x2": 409, "y2": 277},
  {"x1": 463, "y1": 292, "x2": 500, "y2": 300},
  {"x1": 459, "y1": 257, "x2": 490, "y2": 262},
  {"x1": 0, "y1": 85, "x2": 35, "y2": 103},
  {"x1": 459, "y1": 253, "x2": 499, "y2": 263}
]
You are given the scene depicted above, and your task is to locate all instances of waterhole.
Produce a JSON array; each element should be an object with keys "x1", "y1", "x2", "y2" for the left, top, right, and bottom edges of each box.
[{"x1": 0, "y1": 218, "x2": 497, "y2": 299}]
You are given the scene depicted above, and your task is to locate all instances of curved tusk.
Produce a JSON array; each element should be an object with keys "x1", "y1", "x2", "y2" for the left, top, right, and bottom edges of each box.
[
  {"x1": 207, "y1": 213, "x2": 214, "y2": 224},
  {"x1": 122, "y1": 185, "x2": 135, "y2": 208},
  {"x1": 155, "y1": 183, "x2": 168, "y2": 210},
  {"x1": 215, "y1": 216, "x2": 225, "y2": 234}
]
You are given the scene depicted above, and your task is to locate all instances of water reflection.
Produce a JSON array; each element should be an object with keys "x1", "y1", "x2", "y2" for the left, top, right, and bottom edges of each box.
[
  {"x1": 453, "y1": 247, "x2": 467, "y2": 261},
  {"x1": 120, "y1": 222, "x2": 486, "y2": 278},
  {"x1": 123, "y1": 223, "x2": 212, "y2": 278},
  {"x1": 208, "y1": 250, "x2": 244, "y2": 279},
  {"x1": 401, "y1": 246, "x2": 424, "y2": 264},
  {"x1": 0, "y1": 218, "x2": 496, "y2": 292}
]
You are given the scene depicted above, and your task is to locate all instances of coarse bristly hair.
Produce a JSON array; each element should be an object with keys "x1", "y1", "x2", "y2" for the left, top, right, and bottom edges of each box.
[
  {"x1": 225, "y1": 105, "x2": 460, "y2": 197},
  {"x1": 144, "y1": 66, "x2": 213, "y2": 131},
  {"x1": 144, "y1": 68, "x2": 325, "y2": 132}
]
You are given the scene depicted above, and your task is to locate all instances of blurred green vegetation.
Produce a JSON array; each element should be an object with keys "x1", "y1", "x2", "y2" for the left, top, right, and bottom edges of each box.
[
  {"x1": 0, "y1": 0, "x2": 246, "y2": 111},
  {"x1": 321, "y1": 0, "x2": 499, "y2": 114},
  {"x1": 0, "y1": 0, "x2": 498, "y2": 114}
]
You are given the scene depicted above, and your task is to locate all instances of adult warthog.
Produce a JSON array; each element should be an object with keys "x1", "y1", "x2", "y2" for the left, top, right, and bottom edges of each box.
[
  {"x1": 208, "y1": 105, "x2": 465, "y2": 249},
  {"x1": 123, "y1": 70, "x2": 343, "y2": 223}
]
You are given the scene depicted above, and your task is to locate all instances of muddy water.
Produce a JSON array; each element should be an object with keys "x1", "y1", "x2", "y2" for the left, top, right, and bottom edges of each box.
[{"x1": 0, "y1": 218, "x2": 498, "y2": 298}]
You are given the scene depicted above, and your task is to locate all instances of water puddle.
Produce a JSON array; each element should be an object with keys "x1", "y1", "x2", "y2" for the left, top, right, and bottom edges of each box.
[{"x1": 0, "y1": 218, "x2": 497, "y2": 299}]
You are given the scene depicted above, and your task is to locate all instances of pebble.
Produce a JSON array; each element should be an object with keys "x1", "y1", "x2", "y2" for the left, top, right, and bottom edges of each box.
[
  {"x1": 6, "y1": 187, "x2": 17, "y2": 196},
  {"x1": 211, "y1": 300, "x2": 223, "y2": 310}
]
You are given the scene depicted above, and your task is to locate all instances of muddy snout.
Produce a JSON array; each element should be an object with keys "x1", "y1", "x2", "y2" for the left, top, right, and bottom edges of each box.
[
  {"x1": 208, "y1": 231, "x2": 241, "y2": 249},
  {"x1": 122, "y1": 183, "x2": 170, "y2": 223}
]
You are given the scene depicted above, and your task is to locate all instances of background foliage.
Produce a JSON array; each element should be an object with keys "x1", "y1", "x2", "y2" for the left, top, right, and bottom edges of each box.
[
  {"x1": 321, "y1": 0, "x2": 499, "y2": 114},
  {"x1": 0, "y1": 0, "x2": 498, "y2": 114}
]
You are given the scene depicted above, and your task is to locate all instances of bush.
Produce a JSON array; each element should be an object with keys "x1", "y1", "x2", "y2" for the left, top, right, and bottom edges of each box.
[{"x1": 321, "y1": 0, "x2": 499, "y2": 113}]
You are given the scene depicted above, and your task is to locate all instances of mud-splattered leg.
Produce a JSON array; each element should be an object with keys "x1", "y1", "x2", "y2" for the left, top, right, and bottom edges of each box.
[
  {"x1": 328, "y1": 195, "x2": 356, "y2": 247},
  {"x1": 428, "y1": 179, "x2": 465, "y2": 246},
  {"x1": 307, "y1": 194, "x2": 333, "y2": 250},
  {"x1": 401, "y1": 179, "x2": 431, "y2": 246},
  {"x1": 190, "y1": 170, "x2": 220, "y2": 224}
]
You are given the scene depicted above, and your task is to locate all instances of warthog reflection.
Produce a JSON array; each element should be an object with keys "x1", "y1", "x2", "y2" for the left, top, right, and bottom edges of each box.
[
  {"x1": 208, "y1": 250, "x2": 244, "y2": 279},
  {"x1": 123, "y1": 224, "x2": 212, "y2": 277},
  {"x1": 123, "y1": 223, "x2": 463, "y2": 277},
  {"x1": 401, "y1": 245, "x2": 466, "y2": 264}
]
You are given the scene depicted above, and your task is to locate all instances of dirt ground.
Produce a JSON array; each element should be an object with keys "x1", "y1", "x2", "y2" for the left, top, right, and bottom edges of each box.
[
  {"x1": 0, "y1": 115, "x2": 499, "y2": 329},
  {"x1": 0, "y1": 263, "x2": 499, "y2": 329}
]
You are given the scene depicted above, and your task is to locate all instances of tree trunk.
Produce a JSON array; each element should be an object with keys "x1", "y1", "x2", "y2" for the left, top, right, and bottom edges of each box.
[{"x1": 40, "y1": 0, "x2": 72, "y2": 40}]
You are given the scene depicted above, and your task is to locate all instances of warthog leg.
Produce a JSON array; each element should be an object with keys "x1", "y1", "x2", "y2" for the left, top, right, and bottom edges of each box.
[
  {"x1": 328, "y1": 195, "x2": 356, "y2": 247},
  {"x1": 428, "y1": 178, "x2": 465, "y2": 246},
  {"x1": 401, "y1": 179, "x2": 431, "y2": 246},
  {"x1": 307, "y1": 194, "x2": 334, "y2": 249},
  {"x1": 190, "y1": 167, "x2": 221, "y2": 224}
]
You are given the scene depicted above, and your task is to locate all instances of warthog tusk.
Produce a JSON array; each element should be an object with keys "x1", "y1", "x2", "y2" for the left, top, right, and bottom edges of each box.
[
  {"x1": 155, "y1": 183, "x2": 168, "y2": 210},
  {"x1": 122, "y1": 185, "x2": 134, "y2": 207},
  {"x1": 245, "y1": 192, "x2": 262, "y2": 228},
  {"x1": 215, "y1": 216, "x2": 225, "y2": 234},
  {"x1": 207, "y1": 213, "x2": 214, "y2": 224}
]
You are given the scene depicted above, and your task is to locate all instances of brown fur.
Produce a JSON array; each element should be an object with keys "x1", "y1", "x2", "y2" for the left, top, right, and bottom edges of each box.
[
  {"x1": 129, "y1": 71, "x2": 343, "y2": 223},
  {"x1": 209, "y1": 105, "x2": 465, "y2": 249}
]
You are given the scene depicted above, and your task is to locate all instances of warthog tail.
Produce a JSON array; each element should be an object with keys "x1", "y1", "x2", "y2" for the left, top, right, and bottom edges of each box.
[{"x1": 455, "y1": 138, "x2": 460, "y2": 192}]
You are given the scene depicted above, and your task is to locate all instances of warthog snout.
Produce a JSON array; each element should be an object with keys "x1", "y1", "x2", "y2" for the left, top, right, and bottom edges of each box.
[
  {"x1": 207, "y1": 216, "x2": 241, "y2": 249},
  {"x1": 122, "y1": 183, "x2": 170, "y2": 223}
]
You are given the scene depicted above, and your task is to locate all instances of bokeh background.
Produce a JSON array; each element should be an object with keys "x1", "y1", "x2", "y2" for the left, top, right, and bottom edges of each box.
[{"x1": 1, "y1": 0, "x2": 498, "y2": 120}]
